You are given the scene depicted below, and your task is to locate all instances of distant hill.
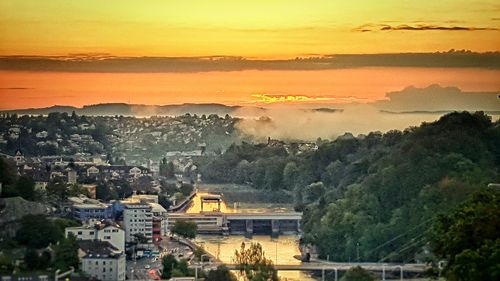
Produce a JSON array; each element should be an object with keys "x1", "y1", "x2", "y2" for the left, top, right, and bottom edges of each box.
[
  {"x1": 0, "y1": 103, "x2": 245, "y2": 116},
  {"x1": 0, "y1": 103, "x2": 348, "y2": 117}
]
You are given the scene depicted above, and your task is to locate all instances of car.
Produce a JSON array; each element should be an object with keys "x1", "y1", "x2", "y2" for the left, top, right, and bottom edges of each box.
[{"x1": 144, "y1": 264, "x2": 151, "y2": 269}]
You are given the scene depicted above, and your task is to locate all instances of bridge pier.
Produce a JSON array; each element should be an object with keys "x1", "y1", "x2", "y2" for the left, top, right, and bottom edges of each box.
[
  {"x1": 271, "y1": 219, "x2": 280, "y2": 238},
  {"x1": 245, "y1": 220, "x2": 253, "y2": 238}
]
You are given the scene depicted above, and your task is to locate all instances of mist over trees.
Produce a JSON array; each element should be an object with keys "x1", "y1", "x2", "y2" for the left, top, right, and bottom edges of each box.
[{"x1": 197, "y1": 111, "x2": 500, "y2": 262}]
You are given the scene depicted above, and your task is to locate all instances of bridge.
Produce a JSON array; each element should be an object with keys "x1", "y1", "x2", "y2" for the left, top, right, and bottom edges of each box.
[
  {"x1": 223, "y1": 262, "x2": 427, "y2": 272},
  {"x1": 167, "y1": 211, "x2": 302, "y2": 236}
]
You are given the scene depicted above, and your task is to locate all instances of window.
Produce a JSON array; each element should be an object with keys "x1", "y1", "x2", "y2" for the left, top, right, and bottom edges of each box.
[
  {"x1": 77, "y1": 231, "x2": 83, "y2": 235},
  {"x1": 103, "y1": 261, "x2": 106, "y2": 265},
  {"x1": 103, "y1": 268, "x2": 106, "y2": 272},
  {"x1": 104, "y1": 236, "x2": 111, "y2": 239},
  {"x1": 89, "y1": 231, "x2": 94, "y2": 235}
]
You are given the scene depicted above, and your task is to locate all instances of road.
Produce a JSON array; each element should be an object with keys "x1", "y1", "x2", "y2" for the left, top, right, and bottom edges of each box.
[{"x1": 126, "y1": 236, "x2": 196, "y2": 280}]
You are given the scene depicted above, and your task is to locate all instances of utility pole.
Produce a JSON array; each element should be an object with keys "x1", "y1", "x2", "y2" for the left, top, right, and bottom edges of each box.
[{"x1": 356, "y1": 242, "x2": 360, "y2": 262}]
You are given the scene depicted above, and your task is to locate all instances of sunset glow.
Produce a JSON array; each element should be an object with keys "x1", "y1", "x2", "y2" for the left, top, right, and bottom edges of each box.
[{"x1": 0, "y1": 1, "x2": 499, "y2": 109}]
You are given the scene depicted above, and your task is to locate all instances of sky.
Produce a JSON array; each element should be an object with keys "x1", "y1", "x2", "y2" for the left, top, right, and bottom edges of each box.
[{"x1": 0, "y1": 1, "x2": 499, "y2": 109}]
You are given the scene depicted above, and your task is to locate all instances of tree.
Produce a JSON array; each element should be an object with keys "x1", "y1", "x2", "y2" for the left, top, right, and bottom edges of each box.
[
  {"x1": 16, "y1": 215, "x2": 62, "y2": 248},
  {"x1": 304, "y1": 182, "x2": 325, "y2": 204},
  {"x1": 206, "y1": 265, "x2": 237, "y2": 281},
  {"x1": 340, "y1": 266, "x2": 376, "y2": 281},
  {"x1": 53, "y1": 234, "x2": 79, "y2": 271},
  {"x1": 161, "y1": 254, "x2": 178, "y2": 279},
  {"x1": 233, "y1": 242, "x2": 278, "y2": 281},
  {"x1": 430, "y1": 188, "x2": 500, "y2": 281},
  {"x1": 96, "y1": 182, "x2": 115, "y2": 201},
  {"x1": 179, "y1": 183, "x2": 194, "y2": 197},
  {"x1": 160, "y1": 158, "x2": 175, "y2": 179},
  {"x1": 159, "y1": 194, "x2": 171, "y2": 210},
  {"x1": 24, "y1": 248, "x2": 40, "y2": 269},
  {"x1": 171, "y1": 220, "x2": 197, "y2": 239},
  {"x1": 68, "y1": 184, "x2": 91, "y2": 197},
  {"x1": 283, "y1": 162, "x2": 299, "y2": 190},
  {"x1": 46, "y1": 178, "x2": 68, "y2": 201}
]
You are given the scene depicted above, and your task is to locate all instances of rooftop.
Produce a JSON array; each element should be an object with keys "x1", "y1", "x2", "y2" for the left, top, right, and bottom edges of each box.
[{"x1": 79, "y1": 240, "x2": 122, "y2": 259}]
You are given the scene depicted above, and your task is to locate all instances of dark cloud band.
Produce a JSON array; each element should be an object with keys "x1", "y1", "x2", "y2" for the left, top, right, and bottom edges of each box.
[
  {"x1": 0, "y1": 51, "x2": 499, "y2": 72},
  {"x1": 355, "y1": 24, "x2": 499, "y2": 32}
]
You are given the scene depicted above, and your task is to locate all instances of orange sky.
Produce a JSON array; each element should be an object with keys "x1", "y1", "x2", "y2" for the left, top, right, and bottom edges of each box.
[
  {"x1": 1, "y1": 68, "x2": 499, "y2": 110},
  {"x1": 0, "y1": 1, "x2": 499, "y2": 109},
  {"x1": 1, "y1": 1, "x2": 499, "y2": 57}
]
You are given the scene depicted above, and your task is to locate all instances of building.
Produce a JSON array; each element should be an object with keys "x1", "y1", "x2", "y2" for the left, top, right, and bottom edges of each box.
[
  {"x1": 149, "y1": 203, "x2": 168, "y2": 245},
  {"x1": 119, "y1": 195, "x2": 167, "y2": 245},
  {"x1": 72, "y1": 202, "x2": 114, "y2": 221},
  {"x1": 123, "y1": 203, "x2": 153, "y2": 243},
  {"x1": 65, "y1": 220, "x2": 125, "y2": 251},
  {"x1": 67, "y1": 169, "x2": 77, "y2": 184},
  {"x1": 79, "y1": 240, "x2": 126, "y2": 281}
]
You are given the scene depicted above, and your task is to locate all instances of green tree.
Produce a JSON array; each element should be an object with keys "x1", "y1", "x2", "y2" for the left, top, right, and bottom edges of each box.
[
  {"x1": 283, "y1": 162, "x2": 299, "y2": 190},
  {"x1": 233, "y1": 242, "x2": 278, "y2": 281},
  {"x1": 171, "y1": 220, "x2": 197, "y2": 239},
  {"x1": 24, "y1": 248, "x2": 40, "y2": 269},
  {"x1": 46, "y1": 178, "x2": 68, "y2": 202},
  {"x1": 430, "y1": 188, "x2": 500, "y2": 281},
  {"x1": 96, "y1": 182, "x2": 116, "y2": 201},
  {"x1": 340, "y1": 266, "x2": 376, "y2": 281},
  {"x1": 161, "y1": 254, "x2": 178, "y2": 279},
  {"x1": 0, "y1": 253, "x2": 14, "y2": 274},
  {"x1": 16, "y1": 215, "x2": 62, "y2": 248},
  {"x1": 206, "y1": 265, "x2": 237, "y2": 281},
  {"x1": 16, "y1": 175, "x2": 36, "y2": 201},
  {"x1": 53, "y1": 234, "x2": 79, "y2": 271}
]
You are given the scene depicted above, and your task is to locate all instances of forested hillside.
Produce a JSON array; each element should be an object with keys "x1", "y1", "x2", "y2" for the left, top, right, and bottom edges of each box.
[{"x1": 197, "y1": 111, "x2": 500, "y2": 262}]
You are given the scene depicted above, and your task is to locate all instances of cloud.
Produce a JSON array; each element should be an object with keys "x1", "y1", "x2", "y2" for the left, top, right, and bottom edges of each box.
[
  {"x1": 0, "y1": 87, "x2": 33, "y2": 90},
  {"x1": 250, "y1": 93, "x2": 367, "y2": 104},
  {"x1": 0, "y1": 52, "x2": 499, "y2": 72},
  {"x1": 374, "y1": 84, "x2": 500, "y2": 112},
  {"x1": 355, "y1": 23, "x2": 499, "y2": 32}
]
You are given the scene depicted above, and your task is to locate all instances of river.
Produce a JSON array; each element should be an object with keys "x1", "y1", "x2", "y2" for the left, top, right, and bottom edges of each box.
[{"x1": 185, "y1": 192, "x2": 318, "y2": 281}]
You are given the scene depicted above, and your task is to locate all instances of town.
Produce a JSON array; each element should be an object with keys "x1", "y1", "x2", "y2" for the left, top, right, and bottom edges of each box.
[{"x1": 0, "y1": 112, "x2": 319, "y2": 281}]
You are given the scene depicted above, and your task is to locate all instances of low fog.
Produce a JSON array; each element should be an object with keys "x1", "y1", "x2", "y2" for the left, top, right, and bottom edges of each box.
[{"x1": 234, "y1": 104, "x2": 494, "y2": 142}]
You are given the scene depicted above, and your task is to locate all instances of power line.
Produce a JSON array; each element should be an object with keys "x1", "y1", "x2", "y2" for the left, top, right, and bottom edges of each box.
[{"x1": 364, "y1": 217, "x2": 433, "y2": 257}]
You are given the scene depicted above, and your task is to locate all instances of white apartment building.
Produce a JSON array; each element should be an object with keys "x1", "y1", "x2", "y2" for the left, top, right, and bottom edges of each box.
[
  {"x1": 79, "y1": 240, "x2": 126, "y2": 281},
  {"x1": 123, "y1": 203, "x2": 153, "y2": 243},
  {"x1": 65, "y1": 220, "x2": 125, "y2": 251}
]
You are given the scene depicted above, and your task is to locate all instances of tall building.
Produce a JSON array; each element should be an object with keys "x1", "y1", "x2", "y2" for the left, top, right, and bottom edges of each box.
[
  {"x1": 123, "y1": 203, "x2": 153, "y2": 243},
  {"x1": 79, "y1": 240, "x2": 126, "y2": 281},
  {"x1": 120, "y1": 194, "x2": 167, "y2": 245},
  {"x1": 65, "y1": 220, "x2": 125, "y2": 251},
  {"x1": 67, "y1": 169, "x2": 77, "y2": 184}
]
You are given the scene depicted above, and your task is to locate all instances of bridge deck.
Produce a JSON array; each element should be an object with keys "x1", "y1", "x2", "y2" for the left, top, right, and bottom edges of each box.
[{"x1": 222, "y1": 262, "x2": 428, "y2": 272}]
